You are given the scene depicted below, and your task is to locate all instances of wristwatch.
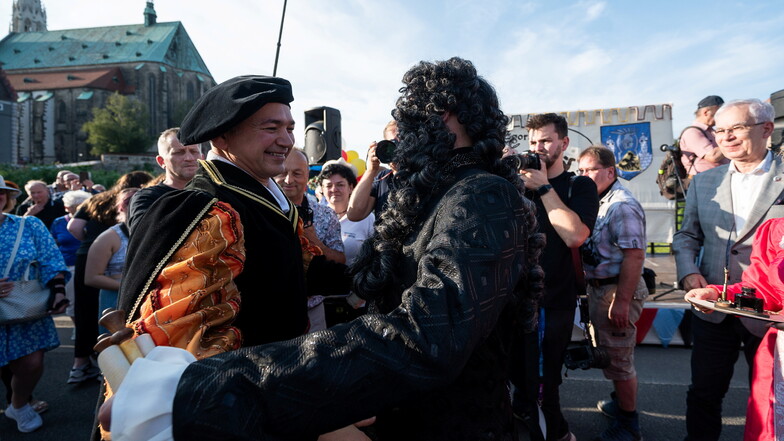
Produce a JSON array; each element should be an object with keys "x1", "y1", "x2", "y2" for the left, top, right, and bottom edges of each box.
[{"x1": 536, "y1": 184, "x2": 553, "y2": 196}]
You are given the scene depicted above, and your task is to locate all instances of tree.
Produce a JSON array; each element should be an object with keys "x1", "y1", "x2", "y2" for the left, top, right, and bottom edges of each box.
[{"x1": 82, "y1": 93, "x2": 153, "y2": 155}]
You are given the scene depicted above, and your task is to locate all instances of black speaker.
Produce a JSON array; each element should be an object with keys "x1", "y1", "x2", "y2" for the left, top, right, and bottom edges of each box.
[{"x1": 304, "y1": 106, "x2": 341, "y2": 165}]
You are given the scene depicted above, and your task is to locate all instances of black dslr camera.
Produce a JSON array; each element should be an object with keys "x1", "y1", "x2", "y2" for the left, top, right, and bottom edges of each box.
[
  {"x1": 502, "y1": 151, "x2": 541, "y2": 171},
  {"x1": 733, "y1": 287, "x2": 764, "y2": 314},
  {"x1": 375, "y1": 139, "x2": 398, "y2": 164},
  {"x1": 564, "y1": 339, "x2": 610, "y2": 370}
]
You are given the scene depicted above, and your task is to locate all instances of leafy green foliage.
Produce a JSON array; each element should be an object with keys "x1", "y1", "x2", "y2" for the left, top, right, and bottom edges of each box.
[{"x1": 82, "y1": 93, "x2": 154, "y2": 155}]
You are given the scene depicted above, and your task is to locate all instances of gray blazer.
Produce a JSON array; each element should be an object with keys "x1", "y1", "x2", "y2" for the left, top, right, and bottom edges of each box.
[{"x1": 673, "y1": 153, "x2": 784, "y2": 335}]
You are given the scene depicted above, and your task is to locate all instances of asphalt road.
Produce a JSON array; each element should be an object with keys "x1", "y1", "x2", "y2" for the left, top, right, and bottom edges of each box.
[
  {"x1": 544, "y1": 345, "x2": 748, "y2": 441},
  {"x1": 1, "y1": 316, "x2": 748, "y2": 441},
  {"x1": 1, "y1": 316, "x2": 100, "y2": 441}
]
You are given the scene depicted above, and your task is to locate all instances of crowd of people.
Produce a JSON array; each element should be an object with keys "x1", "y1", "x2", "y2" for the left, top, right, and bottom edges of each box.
[{"x1": 0, "y1": 57, "x2": 783, "y2": 441}]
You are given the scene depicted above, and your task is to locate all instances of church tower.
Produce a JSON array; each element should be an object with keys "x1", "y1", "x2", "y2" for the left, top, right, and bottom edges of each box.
[
  {"x1": 144, "y1": 1, "x2": 157, "y2": 27},
  {"x1": 10, "y1": 0, "x2": 48, "y2": 33}
]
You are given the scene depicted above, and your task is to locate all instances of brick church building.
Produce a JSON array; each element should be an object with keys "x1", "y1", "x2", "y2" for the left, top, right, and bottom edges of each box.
[{"x1": 0, "y1": 0, "x2": 215, "y2": 164}]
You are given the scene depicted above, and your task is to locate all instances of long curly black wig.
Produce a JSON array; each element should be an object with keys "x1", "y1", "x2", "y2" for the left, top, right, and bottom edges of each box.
[{"x1": 350, "y1": 57, "x2": 544, "y2": 315}]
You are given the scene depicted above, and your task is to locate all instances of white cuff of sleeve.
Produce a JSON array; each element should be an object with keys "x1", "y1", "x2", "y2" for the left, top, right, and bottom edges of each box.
[{"x1": 112, "y1": 346, "x2": 196, "y2": 441}]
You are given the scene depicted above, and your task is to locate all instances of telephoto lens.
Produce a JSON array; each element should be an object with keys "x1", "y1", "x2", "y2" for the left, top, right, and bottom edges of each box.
[
  {"x1": 375, "y1": 140, "x2": 398, "y2": 164},
  {"x1": 501, "y1": 151, "x2": 541, "y2": 171}
]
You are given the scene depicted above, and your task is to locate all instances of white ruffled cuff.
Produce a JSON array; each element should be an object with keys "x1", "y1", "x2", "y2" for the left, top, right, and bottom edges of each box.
[{"x1": 112, "y1": 346, "x2": 196, "y2": 441}]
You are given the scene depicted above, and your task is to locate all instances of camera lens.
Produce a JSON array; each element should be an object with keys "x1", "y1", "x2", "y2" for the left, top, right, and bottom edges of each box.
[
  {"x1": 501, "y1": 152, "x2": 541, "y2": 171},
  {"x1": 376, "y1": 140, "x2": 398, "y2": 164},
  {"x1": 520, "y1": 152, "x2": 540, "y2": 170},
  {"x1": 501, "y1": 155, "x2": 522, "y2": 171}
]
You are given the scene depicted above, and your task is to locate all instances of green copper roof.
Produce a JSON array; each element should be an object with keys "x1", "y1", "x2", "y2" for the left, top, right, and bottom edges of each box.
[{"x1": 0, "y1": 21, "x2": 212, "y2": 77}]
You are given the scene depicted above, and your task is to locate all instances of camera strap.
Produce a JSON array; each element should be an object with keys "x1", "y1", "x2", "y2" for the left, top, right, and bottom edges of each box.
[{"x1": 571, "y1": 251, "x2": 593, "y2": 341}]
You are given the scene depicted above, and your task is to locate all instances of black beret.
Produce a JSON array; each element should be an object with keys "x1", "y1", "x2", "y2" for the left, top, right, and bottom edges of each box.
[
  {"x1": 178, "y1": 75, "x2": 294, "y2": 145},
  {"x1": 697, "y1": 95, "x2": 724, "y2": 109}
]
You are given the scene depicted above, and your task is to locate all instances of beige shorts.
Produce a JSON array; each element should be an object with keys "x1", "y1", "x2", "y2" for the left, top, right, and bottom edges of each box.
[{"x1": 587, "y1": 277, "x2": 648, "y2": 381}]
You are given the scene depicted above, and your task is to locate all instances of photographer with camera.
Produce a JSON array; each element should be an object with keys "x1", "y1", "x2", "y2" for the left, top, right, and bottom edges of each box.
[
  {"x1": 508, "y1": 113, "x2": 598, "y2": 441},
  {"x1": 347, "y1": 120, "x2": 397, "y2": 222},
  {"x1": 577, "y1": 146, "x2": 647, "y2": 441}
]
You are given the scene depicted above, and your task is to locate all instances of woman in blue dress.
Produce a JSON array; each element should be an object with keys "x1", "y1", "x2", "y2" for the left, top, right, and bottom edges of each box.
[{"x1": 0, "y1": 175, "x2": 70, "y2": 433}]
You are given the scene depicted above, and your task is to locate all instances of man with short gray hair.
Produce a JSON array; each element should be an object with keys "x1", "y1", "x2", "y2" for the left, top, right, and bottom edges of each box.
[
  {"x1": 674, "y1": 98, "x2": 784, "y2": 441},
  {"x1": 16, "y1": 180, "x2": 64, "y2": 229},
  {"x1": 275, "y1": 148, "x2": 344, "y2": 263}
]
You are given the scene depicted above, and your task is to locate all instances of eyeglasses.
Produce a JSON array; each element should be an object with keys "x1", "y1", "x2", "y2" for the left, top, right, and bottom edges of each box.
[
  {"x1": 576, "y1": 166, "x2": 609, "y2": 176},
  {"x1": 714, "y1": 122, "x2": 765, "y2": 137}
]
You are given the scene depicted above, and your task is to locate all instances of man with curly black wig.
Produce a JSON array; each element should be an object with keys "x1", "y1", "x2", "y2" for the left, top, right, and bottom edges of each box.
[{"x1": 104, "y1": 57, "x2": 544, "y2": 441}]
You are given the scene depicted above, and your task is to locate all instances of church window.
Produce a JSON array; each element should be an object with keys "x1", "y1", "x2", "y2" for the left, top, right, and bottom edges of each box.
[
  {"x1": 149, "y1": 75, "x2": 157, "y2": 131},
  {"x1": 58, "y1": 100, "x2": 66, "y2": 123}
]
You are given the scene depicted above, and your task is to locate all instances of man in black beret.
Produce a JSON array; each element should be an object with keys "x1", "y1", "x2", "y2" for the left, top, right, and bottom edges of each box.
[
  {"x1": 117, "y1": 74, "x2": 316, "y2": 350},
  {"x1": 678, "y1": 94, "x2": 727, "y2": 177},
  {"x1": 111, "y1": 75, "x2": 356, "y2": 437}
]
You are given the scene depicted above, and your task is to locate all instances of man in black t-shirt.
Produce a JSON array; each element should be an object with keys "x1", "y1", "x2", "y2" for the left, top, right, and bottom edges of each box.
[
  {"x1": 127, "y1": 128, "x2": 203, "y2": 234},
  {"x1": 510, "y1": 113, "x2": 599, "y2": 441}
]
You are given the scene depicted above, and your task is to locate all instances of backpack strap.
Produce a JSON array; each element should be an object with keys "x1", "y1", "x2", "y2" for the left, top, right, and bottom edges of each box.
[{"x1": 679, "y1": 125, "x2": 710, "y2": 140}]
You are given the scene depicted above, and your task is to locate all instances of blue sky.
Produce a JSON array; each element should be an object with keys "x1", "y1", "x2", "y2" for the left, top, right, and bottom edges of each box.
[{"x1": 4, "y1": 0, "x2": 783, "y2": 155}]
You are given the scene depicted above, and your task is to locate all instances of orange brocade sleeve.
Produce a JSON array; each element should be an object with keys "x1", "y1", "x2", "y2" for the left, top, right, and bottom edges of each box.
[{"x1": 133, "y1": 201, "x2": 246, "y2": 360}]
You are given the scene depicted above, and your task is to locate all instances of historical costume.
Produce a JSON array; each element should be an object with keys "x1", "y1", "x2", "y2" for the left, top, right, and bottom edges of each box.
[
  {"x1": 110, "y1": 59, "x2": 543, "y2": 441},
  {"x1": 117, "y1": 158, "x2": 314, "y2": 353},
  {"x1": 116, "y1": 76, "x2": 349, "y2": 355}
]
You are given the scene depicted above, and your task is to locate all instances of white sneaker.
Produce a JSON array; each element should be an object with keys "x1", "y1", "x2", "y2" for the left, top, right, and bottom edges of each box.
[
  {"x1": 5, "y1": 403, "x2": 43, "y2": 432},
  {"x1": 67, "y1": 363, "x2": 101, "y2": 384}
]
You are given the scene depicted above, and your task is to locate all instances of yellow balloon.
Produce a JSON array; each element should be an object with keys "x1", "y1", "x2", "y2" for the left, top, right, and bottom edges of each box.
[
  {"x1": 350, "y1": 157, "x2": 366, "y2": 176},
  {"x1": 346, "y1": 150, "x2": 359, "y2": 162}
]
